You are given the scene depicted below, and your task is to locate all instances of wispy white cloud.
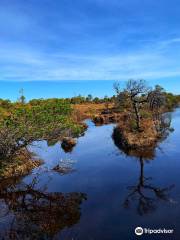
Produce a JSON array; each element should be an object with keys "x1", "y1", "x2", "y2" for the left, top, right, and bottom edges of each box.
[
  {"x1": 0, "y1": 0, "x2": 180, "y2": 81},
  {"x1": 0, "y1": 39, "x2": 180, "y2": 81},
  {"x1": 0, "y1": 36, "x2": 180, "y2": 81},
  {"x1": 157, "y1": 38, "x2": 180, "y2": 50}
]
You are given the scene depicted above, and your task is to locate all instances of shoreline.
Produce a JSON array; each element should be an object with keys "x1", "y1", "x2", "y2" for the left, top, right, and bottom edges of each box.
[{"x1": 0, "y1": 149, "x2": 43, "y2": 179}]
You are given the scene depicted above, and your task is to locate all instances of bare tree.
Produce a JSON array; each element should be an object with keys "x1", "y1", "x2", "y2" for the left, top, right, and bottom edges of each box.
[
  {"x1": 113, "y1": 82, "x2": 121, "y2": 95},
  {"x1": 19, "y1": 88, "x2": 26, "y2": 104},
  {"x1": 127, "y1": 80, "x2": 150, "y2": 129},
  {"x1": 115, "y1": 79, "x2": 150, "y2": 130},
  {"x1": 148, "y1": 85, "x2": 166, "y2": 118}
]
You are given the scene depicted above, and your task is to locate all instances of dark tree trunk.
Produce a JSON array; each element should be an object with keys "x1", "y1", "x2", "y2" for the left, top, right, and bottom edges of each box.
[
  {"x1": 133, "y1": 101, "x2": 140, "y2": 130},
  {"x1": 139, "y1": 156, "x2": 144, "y2": 186}
]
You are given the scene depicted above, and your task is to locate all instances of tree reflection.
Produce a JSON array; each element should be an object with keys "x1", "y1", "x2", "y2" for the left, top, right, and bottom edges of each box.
[
  {"x1": 0, "y1": 176, "x2": 87, "y2": 239},
  {"x1": 123, "y1": 155, "x2": 175, "y2": 215},
  {"x1": 112, "y1": 118, "x2": 175, "y2": 216}
]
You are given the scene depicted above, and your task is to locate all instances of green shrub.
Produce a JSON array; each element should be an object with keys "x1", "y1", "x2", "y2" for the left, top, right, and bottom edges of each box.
[{"x1": 0, "y1": 100, "x2": 84, "y2": 160}]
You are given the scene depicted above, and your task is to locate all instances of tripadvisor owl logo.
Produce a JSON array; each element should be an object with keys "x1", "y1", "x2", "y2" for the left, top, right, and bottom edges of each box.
[
  {"x1": 135, "y1": 227, "x2": 143, "y2": 236},
  {"x1": 134, "y1": 227, "x2": 174, "y2": 236}
]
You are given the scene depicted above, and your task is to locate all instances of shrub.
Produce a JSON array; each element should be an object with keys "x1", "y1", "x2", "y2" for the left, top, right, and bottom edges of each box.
[{"x1": 0, "y1": 100, "x2": 84, "y2": 160}]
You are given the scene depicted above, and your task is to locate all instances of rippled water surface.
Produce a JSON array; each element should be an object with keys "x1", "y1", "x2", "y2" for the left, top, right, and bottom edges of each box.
[{"x1": 0, "y1": 109, "x2": 180, "y2": 239}]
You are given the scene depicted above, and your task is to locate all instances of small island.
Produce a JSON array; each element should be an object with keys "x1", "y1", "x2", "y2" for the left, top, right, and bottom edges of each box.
[
  {"x1": 0, "y1": 80, "x2": 179, "y2": 179},
  {"x1": 112, "y1": 79, "x2": 175, "y2": 152}
]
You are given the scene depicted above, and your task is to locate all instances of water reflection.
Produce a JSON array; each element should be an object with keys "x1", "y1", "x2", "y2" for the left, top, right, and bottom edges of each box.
[
  {"x1": 47, "y1": 138, "x2": 76, "y2": 153},
  {"x1": 112, "y1": 116, "x2": 175, "y2": 216},
  {"x1": 53, "y1": 159, "x2": 77, "y2": 175},
  {"x1": 0, "y1": 175, "x2": 87, "y2": 239},
  {"x1": 0, "y1": 110, "x2": 179, "y2": 239},
  {"x1": 123, "y1": 155, "x2": 175, "y2": 216}
]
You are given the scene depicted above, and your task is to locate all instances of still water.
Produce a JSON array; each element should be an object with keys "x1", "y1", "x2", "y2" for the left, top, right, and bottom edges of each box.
[{"x1": 0, "y1": 109, "x2": 180, "y2": 239}]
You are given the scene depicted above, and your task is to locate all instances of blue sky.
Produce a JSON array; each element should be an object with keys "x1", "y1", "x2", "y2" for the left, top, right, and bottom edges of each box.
[
  {"x1": 0, "y1": 0, "x2": 180, "y2": 97},
  {"x1": 1, "y1": 79, "x2": 180, "y2": 101}
]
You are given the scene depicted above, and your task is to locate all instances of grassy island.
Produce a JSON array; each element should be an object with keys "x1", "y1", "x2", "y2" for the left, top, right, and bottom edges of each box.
[
  {"x1": 0, "y1": 79, "x2": 179, "y2": 178},
  {"x1": 112, "y1": 80, "x2": 176, "y2": 151}
]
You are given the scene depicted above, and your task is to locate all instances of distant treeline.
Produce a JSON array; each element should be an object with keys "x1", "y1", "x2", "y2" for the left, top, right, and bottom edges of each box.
[
  {"x1": 29, "y1": 95, "x2": 115, "y2": 105},
  {"x1": 0, "y1": 90, "x2": 180, "y2": 109},
  {"x1": 165, "y1": 92, "x2": 180, "y2": 110}
]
